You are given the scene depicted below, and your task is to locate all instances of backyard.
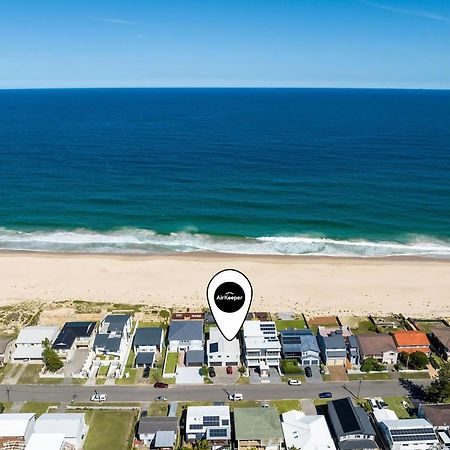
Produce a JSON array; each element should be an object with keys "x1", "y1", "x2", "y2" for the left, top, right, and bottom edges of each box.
[
  {"x1": 165, "y1": 352, "x2": 178, "y2": 374},
  {"x1": 275, "y1": 318, "x2": 307, "y2": 331}
]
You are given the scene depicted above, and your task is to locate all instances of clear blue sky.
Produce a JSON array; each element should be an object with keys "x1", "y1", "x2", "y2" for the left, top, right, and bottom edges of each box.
[{"x1": 1, "y1": 0, "x2": 449, "y2": 89}]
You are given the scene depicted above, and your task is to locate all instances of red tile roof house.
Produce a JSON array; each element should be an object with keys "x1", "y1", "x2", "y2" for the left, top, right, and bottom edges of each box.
[{"x1": 392, "y1": 330, "x2": 431, "y2": 356}]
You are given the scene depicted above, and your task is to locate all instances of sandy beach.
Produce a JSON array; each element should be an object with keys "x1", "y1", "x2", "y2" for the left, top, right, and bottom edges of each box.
[{"x1": 0, "y1": 251, "x2": 449, "y2": 318}]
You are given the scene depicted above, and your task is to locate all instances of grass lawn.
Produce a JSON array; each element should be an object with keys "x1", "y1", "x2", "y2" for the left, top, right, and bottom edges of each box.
[
  {"x1": 165, "y1": 352, "x2": 178, "y2": 374},
  {"x1": 399, "y1": 372, "x2": 430, "y2": 380},
  {"x1": 150, "y1": 367, "x2": 175, "y2": 384},
  {"x1": 21, "y1": 401, "x2": 58, "y2": 417},
  {"x1": 139, "y1": 321, "x2": 165, "y2": 328},
  {"x1": 98, "y1": 365, "x2": 109, "y2": 377},
  {"x1": 17, "y1": 364, "x2": 43, "y2": 384},
  {"x1": 322, "y1": 374, "x2": 332, "y2": 382},
  {"x1": 236, "y1": 375, "x2": 249, "y2": 384},
  {"x1": 71, "y1": 378, "x2": 87, "y2": 385},
  {"x1": 177, "y1": 401, "x2": 212, "y2": 417},
  {"x1": 37, "y1": 377, "x2": 64, "y2": 384},
  {"x1": 96, "y1": 378, "x2": 106, "y2": 385},
  {"x1": 0, "y1": 364, "x2": 16, "y2": 383},
  {"x1": 125, "y1": 350, "x2": 135, "y2": 369},
  {"x1": 270, "y1": 400, "x2": 301, "y2": 413},
  {"x1": 228, "y1": 400, "x2": 260, "y2": 410},
  {"x1": 116, "y1": 368, "x2": 138, "y2": 385},
  {"x1": 348, "y1": 372, "x2": 391, "y2": 381},
  {"x1": 313, "y1": 398, "x2": 331, "y2": 406},
  {"x1": 384, "y1": 396, "x2": 414, "y2": 419},
  {"x1": 275, "y1": 319, "x2": 307, "y2": 331},
  {"x1": 281, "y1": 359, "x2": 304, "y2": 374},
  {"x1": 148, "y1": 402, "x2": 169, "y2": 416},
  {"x1": 351, "y1": 319, "x2": 378, "y2": 334},
  {"x1": 84, "y1": 410, "x2": 137, "y2": 450}
]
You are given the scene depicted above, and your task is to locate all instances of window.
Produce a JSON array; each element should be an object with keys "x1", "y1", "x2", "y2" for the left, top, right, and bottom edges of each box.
[{"x1": 190, "y1": 425, "x2": 204, "y2": 430}]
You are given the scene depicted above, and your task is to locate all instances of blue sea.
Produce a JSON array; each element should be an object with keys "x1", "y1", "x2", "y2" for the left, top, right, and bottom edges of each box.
[{"x1": 0, "y1": 88, "x2": 449, "y2": 257}]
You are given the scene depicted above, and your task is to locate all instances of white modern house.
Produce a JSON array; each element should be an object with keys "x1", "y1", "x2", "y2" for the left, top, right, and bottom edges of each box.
[
  {"x1": 0, "y1": 413, "x2": 36, "y2": 447},
  {"x1": 207, "y1": 327, "x2": 240, "y2": 367},
  {"x1": 281, "y1": 410, "x2": 336, "y2": 450},
  {"x1": 32, "y1": 413, "x2": 87, "y2": 449},
  {"x1": 242, "y1": 321, "x2": 281, "y2": 369},
  {"x1": 185, "y1": 405, "x2": 231, "y2": 449},
  {"x1": 12, "y1": 326, "x2": 59, "y2": 362},
  {"x1": 168, "y1": 320, "x2": 203, "y2": 352}
]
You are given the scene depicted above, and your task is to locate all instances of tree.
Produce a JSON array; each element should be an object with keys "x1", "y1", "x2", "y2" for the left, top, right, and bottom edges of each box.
[
  {"x1": 199, "y1": 365, "x2": 209, "y2": 377},
  {"x1": 400, "y1": 351, "x2": 428, "y2": 370},
  {"x1": 42, "y1": 339, "x2": 63, "y2": 373},
  {"x1": 194, "y1": 439, "x2": 209, "y2": 450},
  {"x1": 426, "y1": 362, "x2": 450, "y2": 403},
  {"x1": 360, "y1": 357, "x2": 384, "y2": 372},
  {"x1": 238, "y1": 365, "x2": 246, "y2": 375}
]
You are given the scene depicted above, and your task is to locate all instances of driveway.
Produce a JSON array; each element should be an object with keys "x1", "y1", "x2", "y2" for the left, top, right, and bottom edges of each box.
[
  {"x1": 249, "y1": 367, "x2": 282, "y2": 384},
  {"x1": 302, "y1": 365, "x2": 323, "y2": 383},
  {"x1": 300, "y1": 398, "x2": 317, "y2": 415},
  {"x1": 175, "y1": 367, "x2": 203, "y2": 384},
  {"x1": 64, "y1": 349, "x2": 90, "y2": 378},
  {"x1": 328, "y1": 365, "x2": 349, "y2": 382},
  {"x1": 211, "y1": 367, "x2": 239, "y2": 385}
]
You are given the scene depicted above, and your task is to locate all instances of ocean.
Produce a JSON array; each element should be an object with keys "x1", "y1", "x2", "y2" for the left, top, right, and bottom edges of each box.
[{"x1": 0, "y1": 88, "x2": 449, "y2": 257}]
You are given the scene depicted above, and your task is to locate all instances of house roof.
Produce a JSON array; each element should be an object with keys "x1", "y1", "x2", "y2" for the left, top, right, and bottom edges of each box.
[
  {"x1": 431, "y1": 327, "x2": 450, "y2": 347},
  {"x1": 13, "y1": 345, "x2": 44, "y2": 360},
  {"x1": 93, "y1": 334, "x2": 121, "y2": 352},
  {"x1": 186, "y1": 405, "x2": 230, "y2": 419},
  {"x1": 328, "y1": 398, "x2": 375, "y2": 438},
  {"x1": 323, "y1": 334, "x2": 346, "y2": 350},
  {"x1": 168, "y1": 320, "x2": 203, "y2": 342},
  {"x1": 208, "y1": 327, "x2": 240, "y2": 355},
  {"x1": 138, "y1": 417, "x2": 178, "y2": 435},
  {"x1": 0, "y1": 413, "x2": 35, "y2": 437},
  {"x1": 393, "y1": 331, "x2": 430, "y2": 347},
  {"x1": 279, "y1": 330, "x2": 319, "y2": 354},
  {"x1": 154, "y1": 430, "x2": 176, "y2": 448},
  {"x1": 34, "y1": 413, "x2": 85, "y2": 437},
  {"x1": 420, "y1": 404, "x2": 450, "y2": 427},
  {"x1": 16, "y1": 326, "x2": 59, "y2": 345},
  {"x1": 373, "y1": 409, "x2": 398, "y2": 423},
  {"x1": 26, "y1": 433, "x2": 65, "y2": 450},
  {"x1": 186, "y1": 350, "x2": 204, "y2": 365},
  {"x1": 52, "y1": 322, "x2": 96, "y2": 350},
  {"x1": 103, "y1": 314, "x2": 131, "y2": 332},
  {"x1": 234, "y1": 407, "x2": 283, "y2": 441},
  {"x1": 281, "y1": 410, "x2": 336, "y2": 450},
  {"x1": 134, "y1": 327, "x2": 163, "y2": 348},
  {"x1": 135, "y1": 351, "x2": 155, "y2": 365},
  {"x1": 338, "y1": 439, "x2": 378, "y2": 450},
  {"x1": 356, "y1": 333, "x2": 397, "y2": 356}
]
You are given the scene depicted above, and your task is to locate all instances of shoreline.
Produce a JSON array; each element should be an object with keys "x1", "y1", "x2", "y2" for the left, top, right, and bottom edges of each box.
[{"x1": 0, "y1": 251, "x2": 449, "y2": 318}]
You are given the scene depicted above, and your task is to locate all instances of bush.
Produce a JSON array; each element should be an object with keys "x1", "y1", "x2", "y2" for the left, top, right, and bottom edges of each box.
[
  {"x1": 399, "y1": 351, "x2": 428, "y2": 370},
  {"x1": 42, "y1": 339, "x2": 63, "y2": 373},
  {"x1": 360, "y1": 357, "x2": 384, "y2": 372},
  {"x1": 0, "y1": 403, "x2": 4, "y2": 413}
]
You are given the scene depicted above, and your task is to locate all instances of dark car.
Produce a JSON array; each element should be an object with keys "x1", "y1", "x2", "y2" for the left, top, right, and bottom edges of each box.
[
  {"x1": 154, "y1": 382, "x2": 169, "y2": 388},
  {"x1": 319, "y1": 392, "x2": 333, "y2": 399},
  {"x1": 208, "y1": 367, "x2": 216, "y2": 378},
  {"x1": 141, "y1": 410, "x2": 148, "y2": 418},
  {"x1": 143, "y1": 367, "x2": 150, "y2": 378},
  {"x1": 304, "y1": 366, "x2": 313, "y2": 377},
  {"x1": 226, "y1": 366, "x2": 233, "y2": 375}
]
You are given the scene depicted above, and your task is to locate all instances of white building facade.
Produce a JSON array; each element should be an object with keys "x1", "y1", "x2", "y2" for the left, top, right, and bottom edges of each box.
[
  {"x1": 207, "y1": 327, "x2": 240, "y2": 367},
  {"x1": 242, "y1": 321, "x2": 281, "y2": 368}
]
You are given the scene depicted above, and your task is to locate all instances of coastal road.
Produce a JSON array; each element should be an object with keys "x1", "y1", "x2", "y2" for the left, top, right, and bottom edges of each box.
[{"x1": 0, "y1": 379, "x2": 429, "y2": 403}]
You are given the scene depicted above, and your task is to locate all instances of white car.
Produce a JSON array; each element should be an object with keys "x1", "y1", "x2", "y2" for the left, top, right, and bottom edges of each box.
[
  {"x1": 90, "y1": 394, "x2": 107, "y2": 402},
  {"x1": 228, "y1": 393, "x2": 243, "y2": 401},
  {"x1": 288, "y1": 379, "x2": 302, "y2": 386}
]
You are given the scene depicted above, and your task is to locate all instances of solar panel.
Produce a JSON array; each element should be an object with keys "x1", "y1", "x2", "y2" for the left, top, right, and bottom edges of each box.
[
  {"x1": 209, "y1": 428, "x2": 228, "y2": 437},
  {"x1": 203, "y1": 416, "x2": 220, "y2": 426}
]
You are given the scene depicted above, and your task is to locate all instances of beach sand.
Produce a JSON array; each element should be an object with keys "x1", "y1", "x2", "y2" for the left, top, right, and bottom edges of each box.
[{"x1": 0, "y1": 252, "x2": 449, "y2": 318}]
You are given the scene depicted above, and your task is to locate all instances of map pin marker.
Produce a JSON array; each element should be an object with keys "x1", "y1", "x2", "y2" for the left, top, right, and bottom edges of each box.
[{"x1": 207, "y1": 269, "x2": 253, "y2": 341}]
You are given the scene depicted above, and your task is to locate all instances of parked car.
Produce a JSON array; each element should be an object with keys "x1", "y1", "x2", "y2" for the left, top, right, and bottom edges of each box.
[
  {"x1": 141, "y1": 410, "x2": 148, "y2": 418},
  {"x1": 261, "y1": 402, "x2": 270, "y2": 408},
  {"x1": 155, "y1": 396, "x2": 167, "y2": 402},
  {"x1": 319, "y1": 392, "x2": 333, "y2": 399},
  {"x1": 304, "y1": 366, "x2": 313, "y2": 377},
  {"x1": 288, "y1": 379, "x2": 302, "y2": 386},
  {"x1": 208, "y1": 367, "x2": 216, "y2": 378},
  {"x1": 226, "y1": 366, "x2": 233, "y2": 375},
  {"x1": 90, "y1": 393, "x2": 107, "y2": 402},
  {"x1": 154, "y1": 382, "x2": 169, "y2": 388},
  {"x1": 228, "y1": 393, "x2": 243, "y2": 401},
  {"x1": 143, "y1": 367, "x2": 150, "y2": 378}
]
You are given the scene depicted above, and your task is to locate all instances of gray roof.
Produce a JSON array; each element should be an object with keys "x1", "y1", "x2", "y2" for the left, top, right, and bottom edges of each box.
[
  {"x1": 138, "y1": 417, "x2": 178, "y2": 436},
  {"x1": 348, "y1": 335, "x2": 358, "y2": 348},
  {"x1": 93, "y1": 334, "x2": 121, "y2": 353},
  {"x1": 339, "y1": 439, "x2": 378, "y2": 450},
  {"x1": 323, "y1": 334, "x2": 346, "y2": 349},
  {"x1": 168, "y1": 320, "x2": 203, "y2": 342},
  {"x1": 280, "y1": 329, "x2": 319, "y2": 354},
  {"x1": 328, "y1": 398, "x2": 376, "y2": 439},
  {"x1": 186, "y1": 350, "x2": 204, "y2": 365},
  {"x1": 104, "y1": 314, "x2": 130, "y2": 332},
  {"x1": 155, "y1": 430, "x2": 176, "y2": 448},
  {"x1": 134, "y1": 328, "x2": 163, "y2": 348},
  {"x1": 136, "y1": 351, "x2": 155, "y2": 365}
]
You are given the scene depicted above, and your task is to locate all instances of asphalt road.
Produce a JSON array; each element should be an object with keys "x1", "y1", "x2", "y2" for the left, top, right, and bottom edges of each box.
[{"x1": 0, "y1": 379, "x2": 429, "y2": 403}]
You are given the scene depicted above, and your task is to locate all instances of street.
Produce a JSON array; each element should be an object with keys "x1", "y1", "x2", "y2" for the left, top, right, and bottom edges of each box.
[{"x1": 0, "y1": 379, "x2": 430, "y2": 403}]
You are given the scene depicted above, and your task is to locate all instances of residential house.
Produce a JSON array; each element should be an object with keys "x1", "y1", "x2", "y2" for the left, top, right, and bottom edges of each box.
[
  {"x1": 279, "y1": 329, "x2": 320, "y2": 366},
  {"x1": 317, "y1": 328, "x2": 348, "y2": 366},
  {"x1": 186, "y1": 405, "x2": 231, "y2": 449},
  {"x1": 52, "y1": 321, "x2": 97, "y2": 361},
  {"x1": 234, "y1": 407, "x2": 284, "y2": 450},
  {"x1": 418, "y1": 403, "x2": 450, "y2": 448},
  {"x1": 137, "y1": 416, "x2": 178, "y2": 448},
  {"x1": 281, "y1": 410, "x2": 336, "y2": 450},
  {"x1": 0, "y1": 336, "x2": 12, "y2": 367},
  {"x1": 93, "y1": 314, "x2": 132, "y2": 357},
  {"x1": 26, "y1": 433, "x2": 66, "y2": 450},
  {"x1": 32, "y1": 413, "x2": 87, "y2": 449},
  {"x1": 429, "y1": 328, "x2": 450, "y2": 361},
  {"x1": 327, "y1": 398, "x2": 378, "y2": 450},
  {"x1": 242, "y1": 321, "x2": 281, "y2": 369},
  {"x1": 12, "y1": 326, "x2": 59, "y2": 362},
  {"x1": 185, "y1": 349, "x2": 205, "y2": 367},
  {"x1": 133, "y1": 327, "x2": 164, "y2": 368},
  {"x1": 0, "y1": 413, "x2": 36, "y2": 447},
  {"x1": 392, "y1": 331, "x2": 431, "y2": 356},
  {"x1": 356, "y1": 334, "x2": 398, "y2": 365},
  {"x1": 378, "y1": 419, "x2": 439, "y2": 450},
  {"x1": 168, "y1": 320, "x2": 203, "y2": 352},
  {"x1": 348, "y1": 335, "x2": 360, "y2": 365},
  {"x1": 207, "y1": 326, "x2": 240, "y2": 367}
]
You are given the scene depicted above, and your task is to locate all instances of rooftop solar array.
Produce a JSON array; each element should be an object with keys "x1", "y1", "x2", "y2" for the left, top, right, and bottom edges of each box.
[{"x1": 390, "y1": 428, "x2": 436, "y2": 443}]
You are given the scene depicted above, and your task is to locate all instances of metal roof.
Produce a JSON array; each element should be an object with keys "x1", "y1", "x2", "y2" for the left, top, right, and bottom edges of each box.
[
  {"x1": 134, "y1": 327, "x2": 163, "y2": 348},
  {"x1": 168, "y1": 320, "x2": 203, "y2": 341}
]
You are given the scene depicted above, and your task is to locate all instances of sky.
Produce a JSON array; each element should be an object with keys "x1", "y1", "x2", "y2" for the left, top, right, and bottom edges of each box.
[{"x1": 0, "y1": 0, "x2": 449, "y2": 89}]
